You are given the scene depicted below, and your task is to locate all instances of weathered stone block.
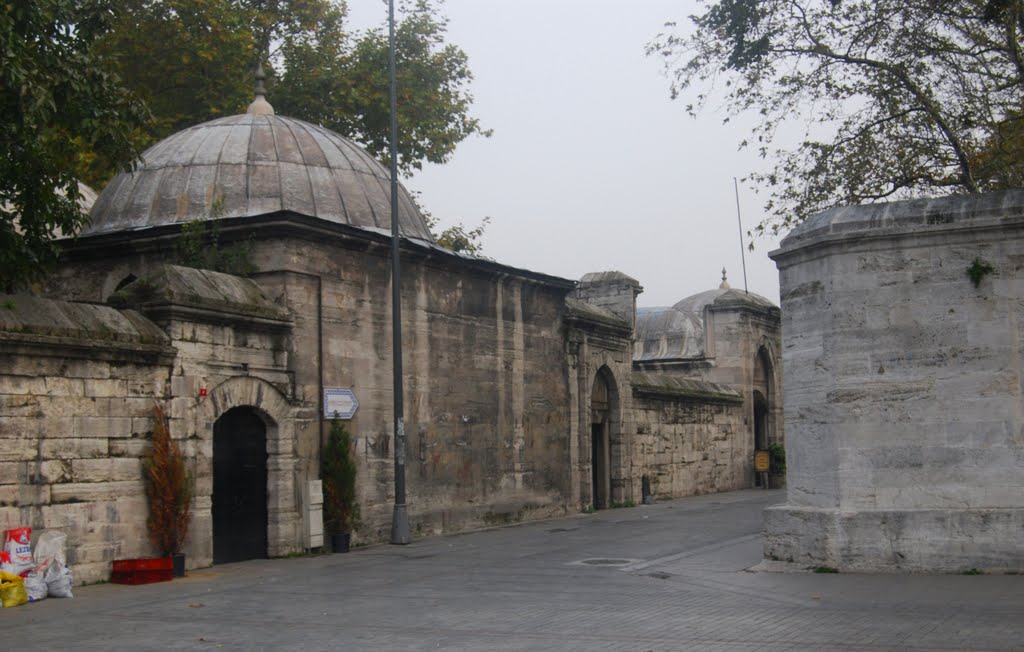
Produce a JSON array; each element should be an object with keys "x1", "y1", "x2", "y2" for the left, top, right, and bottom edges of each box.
[
  {"x1": 84, "y1": 378, "x2": 127, "y2": 398},
  {"x1": 50, "y1": 480, "x2": 143, "y2": 503},
  {"x1": 72, "y1": 458, "x2": 142, "y2": 482},
  {"x1": 73, "y1": 416, "x2": 134, "y2": 439}
]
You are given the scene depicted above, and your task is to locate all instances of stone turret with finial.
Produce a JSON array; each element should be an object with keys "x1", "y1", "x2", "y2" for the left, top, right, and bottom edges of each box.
[{"x1": 719, "y1": 267, "x2": 730, "y2": 289}]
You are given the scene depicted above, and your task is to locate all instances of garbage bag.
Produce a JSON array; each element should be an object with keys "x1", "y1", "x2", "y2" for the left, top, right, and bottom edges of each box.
[
  {"x1": 33, "y1": 530, "x2": 67, "y2": 575},
  {"x1": 0, "y1": 571, "x2": 28, "y2": 608},
  {"x1": 43, "y1": 562, "x2": 73, "y2": 598},
  {"x1": 24, "y1": 572, "x2": 47, "y2": 602}
]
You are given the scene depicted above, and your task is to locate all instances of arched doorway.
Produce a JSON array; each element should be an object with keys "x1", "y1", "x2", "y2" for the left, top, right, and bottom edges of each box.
[
  {"x1": 213, "y1": 406, "x2": 268, "y2": 564},
  {"x1": 753, "y1": 345, "x2": 775, "y2": 487},
  {"x1": 590, "y1": 369, "x2": 613, "y2": 510},
  {"x1": 753, "y1": 390, "x2": 768, "y2": 487}
]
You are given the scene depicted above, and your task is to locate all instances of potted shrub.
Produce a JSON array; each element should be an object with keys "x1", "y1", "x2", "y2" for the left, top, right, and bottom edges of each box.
[
  {"x1": 322, "y1": 419, "x2": 360, "y2": 553},
  {"x1": 768, "y1": 441, "x2": 787, "y2": 489},
  {"x1": 143, "y1": 403, "x2": 192, "y2": 576}
]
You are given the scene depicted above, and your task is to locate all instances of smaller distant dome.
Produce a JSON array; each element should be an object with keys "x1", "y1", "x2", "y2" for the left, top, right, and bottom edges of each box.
[
  {"x1": 673, "y1": 287, "x2": 776, "y2": 316},
  {"x1": 635, "y1": 306, "x2": 705, "y2": 361},
  {"x1": 673, "y1": 288, "x2": 729, "y2": 316}
]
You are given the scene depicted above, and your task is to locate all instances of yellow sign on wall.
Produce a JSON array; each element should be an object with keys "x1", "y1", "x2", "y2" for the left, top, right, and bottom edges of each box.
[{"x1": 754, "y1": 450, "x2": 770, "y2": 473}]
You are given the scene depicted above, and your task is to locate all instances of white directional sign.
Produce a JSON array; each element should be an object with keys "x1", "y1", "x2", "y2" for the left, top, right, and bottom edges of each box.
[{"x1": 324, "y1": 388, "x2": 359, "y2": 420}]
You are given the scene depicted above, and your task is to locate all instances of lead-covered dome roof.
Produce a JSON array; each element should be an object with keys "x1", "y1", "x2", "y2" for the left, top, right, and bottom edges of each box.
[
  {"x1": 635, "y1": 306, "x2": 705, "y2": 360},
  {"x1": 85, "y1": 112, "x2": 433, "y2": 241},
  {"x1": 635, "y1": 270, "x2": 778, "y2": 362}
]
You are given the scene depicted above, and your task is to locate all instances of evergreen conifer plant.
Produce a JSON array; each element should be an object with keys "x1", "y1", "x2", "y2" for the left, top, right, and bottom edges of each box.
[
  {"x1": 322, "y1": 419, "x2": 360, "y2": 547},
  {"x1": 143, "y1": 404, "x2": 192, "y2": 557}
]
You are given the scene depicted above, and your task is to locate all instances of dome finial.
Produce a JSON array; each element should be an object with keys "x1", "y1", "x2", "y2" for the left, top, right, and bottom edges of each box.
[
  {"x1": 247, "y1": 63, "x2": 275, "y2": 115},
  {"x1": 719, "y1": 267, "x2": 731, "y2": 289}
]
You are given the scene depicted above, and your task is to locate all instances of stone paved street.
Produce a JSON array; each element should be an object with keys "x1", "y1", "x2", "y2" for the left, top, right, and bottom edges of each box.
[{"x1": 4, "y1": 489, "x2": 1022, "y2": 651}]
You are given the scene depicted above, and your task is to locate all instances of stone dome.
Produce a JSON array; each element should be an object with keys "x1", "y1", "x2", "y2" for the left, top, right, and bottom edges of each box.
[
  {"x1": 85, "y1": 112, "x2": 434, "y2": 241},
  {"x1": 673, "y1": 287, "x2": 776, "y2": 315},
  {"x1": 635, "y1": 306, "x2": 705, "y2": 360},
  {"x1": 636, "y1": 271, "x2": 779, "y2": 362},
  {"x1": 672, "y1": 270, "x2": 776, "y2": 315}
]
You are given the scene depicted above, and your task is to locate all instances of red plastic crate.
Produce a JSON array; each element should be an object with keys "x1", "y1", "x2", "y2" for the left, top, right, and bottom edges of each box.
[{"x1": 111, "y1": 558, "x2": 173, "y2": 585}]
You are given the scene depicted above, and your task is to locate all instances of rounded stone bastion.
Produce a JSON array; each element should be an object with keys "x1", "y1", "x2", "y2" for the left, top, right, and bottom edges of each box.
[{"x1": 765, "y1": 190, "x2": 1024, "y2": 573}]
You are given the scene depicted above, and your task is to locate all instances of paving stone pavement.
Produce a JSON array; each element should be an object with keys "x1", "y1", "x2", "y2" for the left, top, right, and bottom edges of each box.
[{"x1": 3, "y1": 489, "x2": 1022, "y2": 651}]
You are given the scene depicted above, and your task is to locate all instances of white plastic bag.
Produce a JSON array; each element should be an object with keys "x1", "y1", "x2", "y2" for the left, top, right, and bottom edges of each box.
[
  {"x1": 33, "y1": 530, "x2": 67, "y2": 575},
  {"x1": 43, "y1": 562, "x2": 73, "y2": 598},
  {"x1": 24, "y1": 572, "x2": 47, "y2": 601}
]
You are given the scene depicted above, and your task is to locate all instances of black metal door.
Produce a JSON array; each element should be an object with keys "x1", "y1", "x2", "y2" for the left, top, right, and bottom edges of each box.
[{"x1": 213, "y1": 407, "x2": 268, "y2": 564}]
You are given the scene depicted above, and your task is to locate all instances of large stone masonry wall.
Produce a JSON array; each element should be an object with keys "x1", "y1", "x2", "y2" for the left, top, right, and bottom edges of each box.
[
  {"x1": 766, "y1": 191, "x2": 1024, "y2": 572},
  {"x1": 631, "y1": 376, "x2": 748, "y2": 498},
  {"x1": 0, "y1": 296, "x2": 174, "y2": 585},
  {"x1": 254, "y1": 231, "x2": 579, "y2": 541}
]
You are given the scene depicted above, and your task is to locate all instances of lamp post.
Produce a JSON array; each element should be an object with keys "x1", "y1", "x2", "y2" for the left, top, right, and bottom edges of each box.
[{"x1": 388, "y1": 0, "x2": 411, "y2": 545}]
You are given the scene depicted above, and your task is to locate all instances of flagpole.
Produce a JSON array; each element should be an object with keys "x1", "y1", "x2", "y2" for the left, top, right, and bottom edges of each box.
[{"x1": 733, "y1": 177, "x2": 750, "y2": 294}]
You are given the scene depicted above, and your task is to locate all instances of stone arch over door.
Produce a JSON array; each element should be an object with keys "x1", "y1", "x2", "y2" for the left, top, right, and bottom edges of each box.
[
  {"x1": 589, "y1": 365, "x2": 622, "y2": 510},
  {"x1": 752, "y1": 341, "x2": 779, "y2": 485},
  {"x1": 196, "y1": 376, "x2": 301, "y2": 560}
]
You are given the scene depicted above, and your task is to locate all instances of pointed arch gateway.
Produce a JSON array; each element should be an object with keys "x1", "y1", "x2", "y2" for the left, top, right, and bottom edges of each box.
[
  {"x1": 752, "y1": 342, "x2": 777, "y2": 486},
  {"x1": 589, "y1": 366, "x2": 620, "y2": 510}
]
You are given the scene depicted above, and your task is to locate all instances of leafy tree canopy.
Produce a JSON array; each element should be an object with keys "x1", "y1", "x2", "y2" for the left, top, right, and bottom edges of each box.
[
  {"x1": 0, "y1": 0, "x2": 148, "y2": 291},
  {"x1": 412, "y1": 191, "x2": 490, "y2": 256},
  {"x1": 90, "y1": 0, "x2": 489, "y2": 186},
  {"x1": 649, "y1": 0, "x2": 1024, "y2": 236}
]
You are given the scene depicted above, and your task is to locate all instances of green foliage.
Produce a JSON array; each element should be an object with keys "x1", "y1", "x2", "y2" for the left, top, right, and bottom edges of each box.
[
  {"x1": 90, "y1": 0, "x2": 254, "y2": 176},
  {"x1": 610, "y1": 500, "x2": 637, "y2": 509},
  {"x1": 90, "y1": 0, "x2": 488, "y2": 183},
  {"x1": 416, "y1": 192, "x2": 490, "y2": 256},
  {"x1": 322, "y1": 0, "x2": 492, "y2": 173},
  {"x1": 322, "y1": 418, "x2": 360, "y2": 535},
  {"x1": 143, "y1": 404, "x2": 192, "y2": 556},
  {"x1": 427, "y1": 215, "x2": 491, "y2": 256},
  {"x1": 813, "y1": 565, "x2": 839, "y2": 574},
  {"x1": 967, "y1": 257, "x2": 996, "y2": 288},
  {"x1": 768, "y1": 442, "x2": 786, "y2": 475},
  {"x1": 0, "y1": 0, "x2": 149, "y2": 291},
  {"x1": 650, "y1": 0, "x2": 1024, "y2": 235},
  {"x1": 176, "y1": 218, "x2": 256, "y2": 276}
]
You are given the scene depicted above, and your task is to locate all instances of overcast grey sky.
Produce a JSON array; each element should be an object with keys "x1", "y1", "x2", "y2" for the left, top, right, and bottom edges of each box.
[{"x1": 348, "y1": 0, "x2": 784, "y2": 307}]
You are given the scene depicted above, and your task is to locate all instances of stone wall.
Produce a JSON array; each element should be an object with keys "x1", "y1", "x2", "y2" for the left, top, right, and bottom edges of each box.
[
  {"x1": 0, "y1": 296, "x2": 174, "y2": 585},
  {"x1": 765, "y1": 191, "x2": 1024, "y2": 572},
  {"x1": 53, "y1": 223, "x2": 584, "y2": 548},
  {"x1": 255, "y1": 234, "x2": 579, "y2": 540},
  {"x1": 631, "y1": 376, "x2": 748, "y2": 498}
]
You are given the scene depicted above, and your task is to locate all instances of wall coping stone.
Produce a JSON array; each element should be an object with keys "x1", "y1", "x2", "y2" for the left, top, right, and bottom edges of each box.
[{"x1": 771, "y1": 190, "x2": 1024, "y2": 263}]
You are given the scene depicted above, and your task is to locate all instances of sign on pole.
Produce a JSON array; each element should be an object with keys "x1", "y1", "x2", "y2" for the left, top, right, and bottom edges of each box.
[{"x1": 324, "y1": 388, "x2": 359, "y2": 420}]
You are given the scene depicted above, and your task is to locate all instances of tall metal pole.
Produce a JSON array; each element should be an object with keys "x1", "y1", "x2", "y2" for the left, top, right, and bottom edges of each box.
[
  {"x1": 733, "y1": 177, "x2": 750, "y2": 294},
  {"x1": 388, "y1": 0, "x2": 410, "y2": 545}
]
